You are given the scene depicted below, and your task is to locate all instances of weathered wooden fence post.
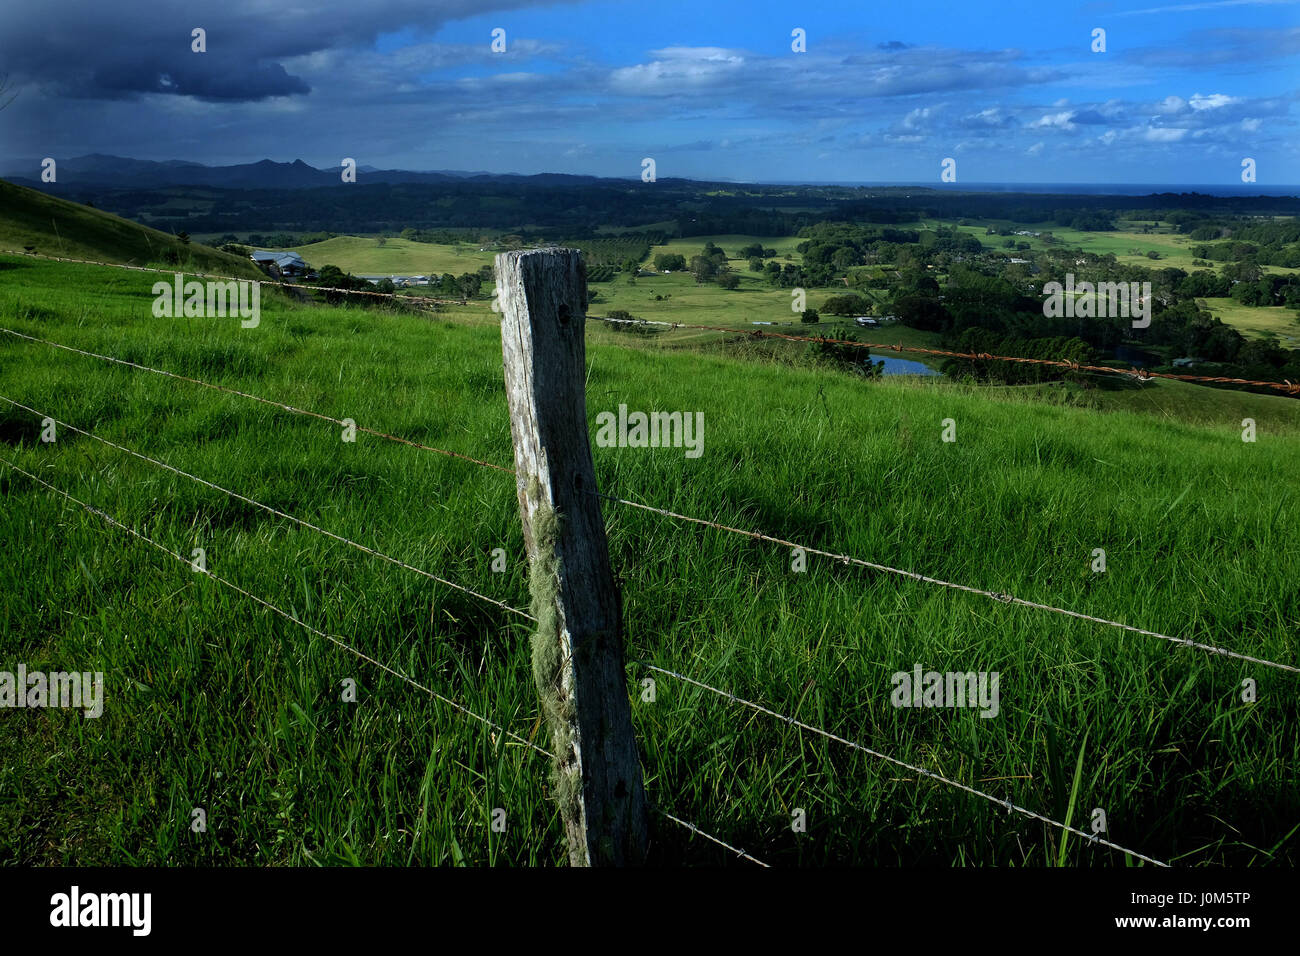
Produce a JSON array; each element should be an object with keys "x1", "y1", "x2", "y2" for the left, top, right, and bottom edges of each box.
[{"x1": 496, "y1": 247, "x2": 648, "y2": 866}]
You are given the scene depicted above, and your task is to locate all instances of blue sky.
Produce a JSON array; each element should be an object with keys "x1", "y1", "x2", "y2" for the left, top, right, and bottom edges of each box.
[{"x1": 1, "y1": 0, "x2": 1297, "y2": 184}]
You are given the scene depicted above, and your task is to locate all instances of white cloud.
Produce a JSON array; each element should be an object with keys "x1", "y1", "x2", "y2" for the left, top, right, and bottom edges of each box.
[
  {"x1": 964, "y1": 106, "x2": 1009, "y2": 127},
  {"x1": 1120, "y1": 0, "x2": 1294, "y2": 16},
  {"x1": 902, "y1": 106, "x2": 934, "y2": 129},
  {"x1": 1029, "y1": 110, "x2": 1075, "y2": 129},
  {"x1": 1189, "y1": 92, "x2": 1239, "y2": 110},
  {"x1": 609, "y1": 46, "x2": 747, "y2": 94},
  {"x1": 1143, "y1": 127, "x2": 1188, "y2": 141}
]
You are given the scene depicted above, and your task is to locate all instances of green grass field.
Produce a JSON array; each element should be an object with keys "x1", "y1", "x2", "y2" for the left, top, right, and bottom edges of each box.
[
  {"x1": 933, "y1": 219, "x2": 1299, "y2": 275},
  {"x1": 292, "y1": 236, "x2": 495, "y2": 277},
  {"x1": 591, "y1": 269, "x2": 849, "y2": 327},
  {"x1": 1, "y1": 252, "x2": 1298, "y2": 867},
  {"x1": 646, "y1": 234, "x2": 806, "y2": 262},
  {"x1": 1202, "y1": 298, "x2": 1300, "y2": 346}
]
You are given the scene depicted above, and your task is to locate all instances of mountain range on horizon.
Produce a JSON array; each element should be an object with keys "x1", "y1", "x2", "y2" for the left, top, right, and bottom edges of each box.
[
  {"x1": 3, "y1": 155, "x2": 1293, "y2": 197},
  {"x1": 0, "y1": 154, "x2": 629, "y2": 191}
]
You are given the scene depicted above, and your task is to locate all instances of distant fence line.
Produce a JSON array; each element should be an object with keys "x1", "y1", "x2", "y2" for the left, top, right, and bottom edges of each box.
[
  {"x1": 596, "y1": 315, "x2": 1300, "y2": 395},
  {"x1": 2, "y1": 249, "x2": 459, "y2": 307}
]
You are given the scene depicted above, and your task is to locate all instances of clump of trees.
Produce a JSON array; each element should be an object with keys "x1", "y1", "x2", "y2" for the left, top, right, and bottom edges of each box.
[
  {"x1": 940, "y1": 329, "x2": 1095, "y2": 385},
  {"x1": 820, "y1": 294, "x2": 874, "y2": 315},
  {"x1": 805, "y1": 331, "x2": 883, "y2": 377},
  {"x1": 316, "y1": 265, "x2": 381, "y2": 302}
]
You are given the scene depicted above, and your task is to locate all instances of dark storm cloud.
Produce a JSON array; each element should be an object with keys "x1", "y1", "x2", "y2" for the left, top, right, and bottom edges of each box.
[
  {"x1": 0, "y1": 0, "x2": 550, "y2": 102},
  {"x1": 87, "y1": 55, "x2": 310, "y2": 101}
]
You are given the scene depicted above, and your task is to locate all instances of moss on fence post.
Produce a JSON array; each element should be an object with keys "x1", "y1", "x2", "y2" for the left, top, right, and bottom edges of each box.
[{"x1": 527, "y1": 497, "x2": 584, "y2": 838}]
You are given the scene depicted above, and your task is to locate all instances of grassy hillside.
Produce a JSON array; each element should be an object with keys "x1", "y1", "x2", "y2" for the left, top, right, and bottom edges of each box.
[
  {"x1": 0, "y1": 179, "x2": 259, "y2": 277},
  {"x1": 1, "y1": 253, "x2": 1297, "y2": 867},
  {"x1": 997, "y1": 376, "x2": 1300, "y2": 429}
]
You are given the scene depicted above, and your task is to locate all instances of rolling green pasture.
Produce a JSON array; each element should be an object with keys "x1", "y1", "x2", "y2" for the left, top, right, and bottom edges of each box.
[
  {"x1": 591, "y1": 269, "x2": 847, "y2": 327},
  {"x1": 588, "y1": 315, "x2": 950, "y2": 371},
  {"x1": 294, "y1": 236, "x2": 496, "y2": 276},
  {"x1": 1, "y1": 253, "x2": 1298, "y2": 867},
  {"x1": 1201, "y1": 298, "x2": 1300, "y2": 346},
  {"x1": 646, "y1": 234, "x2": 806, "y2": 263},
  {"x1": 0, "y1": 181, "x2": 259, "y2": 278},
  {"x1": 999, "y1": 376, "x2": 1300, "y2": 430},
  {"x1": 932, "y1": 218, "x2": 1299, "y2": 275}
]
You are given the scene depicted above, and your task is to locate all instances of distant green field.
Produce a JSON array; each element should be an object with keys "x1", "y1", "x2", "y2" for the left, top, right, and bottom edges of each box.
[
  {"x1": 933, "y1": 218, "x2": 1299, "y2": 275},
  {"x1": 1202, "y1": 297, "x2": 1300, "y2": 346},
  {"x1": 1041, "y1": 227, "x2": 1206, "y2": 270},
  {"x1": 294, "y1": 236, "x2": 495, "y2": 276},
  {"x1": 3, "y1": 252, "x2": 1299, "y2": 869},
  {"x1": 591, "y1": 268, "x2": 845, "y2": 326},
  {"x1": 587, "y1": 233, "x2": 849, "y2": 328},
  {"x1": 646, "y1": 234, "x2": 807, "y2": 263}
]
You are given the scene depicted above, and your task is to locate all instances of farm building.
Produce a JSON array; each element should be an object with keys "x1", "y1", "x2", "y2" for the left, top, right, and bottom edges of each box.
[
  {"x1": 250, "y1": 250, "x2": 308, "y2": 276},
  {"x1": 357, "y1": 275, "x2": 429, "y2": 288}
]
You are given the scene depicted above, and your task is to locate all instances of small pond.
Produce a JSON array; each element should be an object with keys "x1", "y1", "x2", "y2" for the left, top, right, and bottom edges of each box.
[{"x1": 874, "y1": 355, "x2": 941, "y2": 376}]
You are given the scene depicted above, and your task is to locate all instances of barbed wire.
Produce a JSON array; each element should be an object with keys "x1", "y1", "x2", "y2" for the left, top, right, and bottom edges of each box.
[
  {"x1": 0, "y1": 394, "x2": 534, "y2": 622},
  {"x1": 638, "y1": 661, "x2": 1169, "y2": 867},
  {"x1": 4, "y1": 248, "x2": 1296, "y2": 396},
  {"x1": 2, "y1": 249, "x2": 472, "y2": 308},
  {"x1": 0, "y1": 455, "x2": 549, "y2": 755},
  {"x1": 0, "y1": 328, "x2": 513, "y2": 474},
  {"x1": 654, "y1": 810, "x2": 769, "y2": 867},
  {"x1": 605, "y1": 494, "x2": 1299, "y2": 674},
  {"x1": 0, "y1": 454, "x2": 770, "y2": 866},
  {"x1": 595, "y1": 315, "x2": 1300, "y2": 395},
  {"x1": 6, "y1": 326, "x2": 1291, "y2": 674}
]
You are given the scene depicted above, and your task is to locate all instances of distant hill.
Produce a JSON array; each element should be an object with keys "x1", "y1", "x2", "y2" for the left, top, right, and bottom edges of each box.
[
  {"x1": 0, "y1": 154, "x2": 612, "y2": 191},
  {"x1": 0, "y1": 178, "x2": 260, "y2": 276}
]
